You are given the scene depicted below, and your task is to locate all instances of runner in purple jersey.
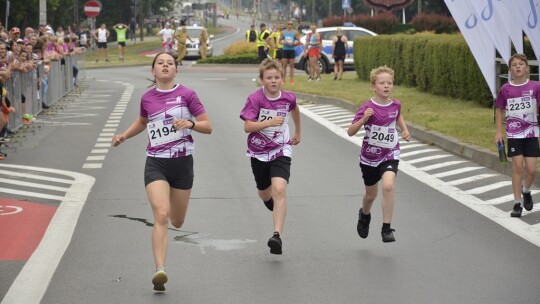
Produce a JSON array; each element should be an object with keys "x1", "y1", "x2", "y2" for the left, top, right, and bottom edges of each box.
[
  {"x1": 112, "y1": 52, "x2": 212, "y2": 292},
  {"x1": 240, "y1": 58, "x2": 301, "y2": 255},
  {"x1": 347, "y1": 66, "x2": 410, "y2": 243},
  {"x1": 495, "y1": 53, "x2": 540, "y2": 218}
]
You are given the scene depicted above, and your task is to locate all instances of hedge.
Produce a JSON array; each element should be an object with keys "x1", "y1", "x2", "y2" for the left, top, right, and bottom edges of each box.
[{"x1": 353, "y1": 33, "x2": 540, "y2": 106}]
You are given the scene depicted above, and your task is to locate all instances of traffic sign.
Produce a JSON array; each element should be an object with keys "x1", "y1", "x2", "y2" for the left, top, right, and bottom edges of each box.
[
  {"x1": 84, "y1": 0, "x2": 101, "y2": 18},
  {"x1": 342, "y1": 0, "x2": 350, "y2": 9}
]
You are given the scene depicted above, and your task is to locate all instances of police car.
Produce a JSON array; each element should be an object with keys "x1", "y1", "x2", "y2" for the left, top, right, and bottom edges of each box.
[
  {"x1": 174, "y1": 25, "x2": 214, "y2": 59},
  {"x1": 294, "y1": 26, "x2": 377, "y2": 74}
]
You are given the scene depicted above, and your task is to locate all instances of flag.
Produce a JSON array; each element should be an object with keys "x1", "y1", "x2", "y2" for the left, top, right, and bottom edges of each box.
[{"x1": 444, "y1": 0, "x2": 497, "y2": 97}]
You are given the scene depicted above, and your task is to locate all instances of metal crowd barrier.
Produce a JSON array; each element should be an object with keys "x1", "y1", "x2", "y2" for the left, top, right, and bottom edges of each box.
[{"x1": 4, "y1": 54, "x2": 81, "y2": 131}]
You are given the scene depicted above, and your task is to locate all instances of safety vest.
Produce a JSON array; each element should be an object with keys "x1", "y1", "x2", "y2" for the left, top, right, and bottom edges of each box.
[
  {"x1": 269, "y1": 31, "x2": 283, "y2": 49},
  {"x1": 246, "y1": 30, "x2": 258, "y2": 42},
  {"x1": 256, "y1": 29, "x2": 270, "y2": 48}
]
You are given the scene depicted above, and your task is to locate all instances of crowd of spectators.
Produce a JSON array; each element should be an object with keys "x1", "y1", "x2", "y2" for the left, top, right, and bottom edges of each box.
[{"x1": 0, "y1": 22, "x2": 85, "y2": 160}]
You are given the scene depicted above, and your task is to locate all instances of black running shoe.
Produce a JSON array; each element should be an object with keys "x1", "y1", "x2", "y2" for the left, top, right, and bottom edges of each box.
[
  {"x1": 523, "y1": 191, "x2": 533, "y2": 211},
  {"x1": 264, "y1": 198, "x2": 274, "y2": 211},
  {"x1": 381, "y1": 228, "x2": 396, "y2": 243},
  {"x1": 152, "y1": 268, "x2": 168, "y2": 292},
  {"x1": 357, "y1": 208, "x2": 371, "y2": 238},
  {"x1": 267, "y1": 232, "x2": 282, "y2": 255},
  {"x1": 511, "y1": 203, "x2": 523, "y2": 217}
]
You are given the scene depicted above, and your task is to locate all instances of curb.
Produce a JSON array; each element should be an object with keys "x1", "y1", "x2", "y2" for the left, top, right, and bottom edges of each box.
[{"x1": 293, "y1": 92, "x2": 540, "y2": 186}]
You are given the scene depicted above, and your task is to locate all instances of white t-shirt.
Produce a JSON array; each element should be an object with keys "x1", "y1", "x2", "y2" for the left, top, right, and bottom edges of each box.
[{"x1": 158, "y1": 28, "x2": 174, "y2": 42}]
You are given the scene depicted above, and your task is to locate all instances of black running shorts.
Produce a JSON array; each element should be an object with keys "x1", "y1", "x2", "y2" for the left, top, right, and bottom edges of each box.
[
  {"x1": 360, "y1": 160, "x2": 399, "y2": 186},
  {"x1": 507, "y1": 137, "x2": 540, "y2": 157},
  {"x1": 144, "y1": 155, "x2": 194, "y2": 190},
  {"x1": 250, "y1": 156, "x2": 291, "y2": 190}
]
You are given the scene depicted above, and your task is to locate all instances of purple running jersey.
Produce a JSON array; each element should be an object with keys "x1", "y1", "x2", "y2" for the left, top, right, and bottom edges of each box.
[
  {"x1": 352, "y1": 99, "x2": 402, "y2": 167},
  {"x1": 240, "y1": 88, "x2": 297, "y2": 161},
  {"x1": 140, "y1": 84, "x2": 206, "y2": 158},
  {"x1": 495, "y1": 80, "x2": 540, "y2": 138}
]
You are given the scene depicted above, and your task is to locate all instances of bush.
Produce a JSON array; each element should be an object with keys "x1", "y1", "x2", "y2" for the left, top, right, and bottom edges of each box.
[
  {"x1": 197, "y1": 53, "x2": 259, "y2": 64},
  {"x1": 411, "y1": 13, "x2": 458, "y2": 34},
  {"x1": 354, "y1": 33, "x2": 493, "y2": 105},
  {"x1": 223, "y1": 40, "x2": 258, "y2": 56}
]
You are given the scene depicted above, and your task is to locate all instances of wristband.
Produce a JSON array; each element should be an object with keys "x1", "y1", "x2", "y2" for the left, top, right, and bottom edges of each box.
[{"x1": 188, "y1": 119, "x2": 195, "y2": 129}]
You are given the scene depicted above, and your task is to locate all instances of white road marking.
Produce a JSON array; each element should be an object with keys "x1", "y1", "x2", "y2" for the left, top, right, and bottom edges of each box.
[
  {"x1": 446, "y1": 174, "x2": 498, "y2": 186},
  {"x1": 300, "y1": 105, "x2": 540, "y2": 247},
  {"x1": 1, "y1": 164, "x2": 95, "y2": 304},
  {"x1": 432, "y1": 167, "x2": 483, "y2": 178}
]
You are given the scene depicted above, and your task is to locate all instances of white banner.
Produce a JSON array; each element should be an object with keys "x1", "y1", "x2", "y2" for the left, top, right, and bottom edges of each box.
[
  {"x1": 444, "y1": 0, "x2": 497, "y2": 97},
  {"x1": 495, "y1": 0, "x2": 524, "y2": 54},
  {"x1": 470, "y1": 0, "x2": 512, "y2": 63},
  {"x1": 513, "y1": 0, "x2": 540, "y2": 60}
]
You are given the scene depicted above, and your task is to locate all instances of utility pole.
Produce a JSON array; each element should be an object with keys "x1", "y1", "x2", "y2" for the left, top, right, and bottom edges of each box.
[
  {"x1": 39, "y1": 0, "x2": 46, "y2": 25},
  {"x1": 417, "y1": 0, "x2": 422, "y2": 14}
]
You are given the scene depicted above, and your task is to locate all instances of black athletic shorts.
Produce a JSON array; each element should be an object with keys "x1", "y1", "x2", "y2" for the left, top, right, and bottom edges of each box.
[
  {"x1": 282, "y1": 50, "x2": 295, "y2": 59},
  {"x1": 250, "y1": 156, "x2": 291, "y2": 190},
  {"x1": 144, "y1": 155, "x2": 194, "y2": 190},
  {"x1": 333, "y1": 55, "x2": 345, "y2": 62},
  {"x1": 276, "y1": 49, "x2": 283, "y2": 60},
  {"x1": 507, "y1": 137, "x2": 540, "y2": 157},
  {"x1": 118, "y1": 41, "x2": 126, "y2": 47},
  {"x1": 360, "y1": 160, "x2": 399, "y2": 186},
  {"x1": 97, "y1": 42, "x2": 107, "y2": 49}
]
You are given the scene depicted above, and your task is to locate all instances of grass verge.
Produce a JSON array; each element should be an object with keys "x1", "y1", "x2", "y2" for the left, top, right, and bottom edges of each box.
[{"x1": 282, "y1": 71, "x2": 498, "y2": 154}]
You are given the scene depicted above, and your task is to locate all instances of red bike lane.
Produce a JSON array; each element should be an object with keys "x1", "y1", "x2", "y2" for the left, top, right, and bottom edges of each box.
[{"x1": 0, "y1": 198, "x2": 57, "y2": 261}]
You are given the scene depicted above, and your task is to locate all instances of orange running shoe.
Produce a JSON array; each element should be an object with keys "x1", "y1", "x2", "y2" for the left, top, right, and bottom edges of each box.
[{"x1": 289, "y1": 80, "x2": 295, "y2": 85}]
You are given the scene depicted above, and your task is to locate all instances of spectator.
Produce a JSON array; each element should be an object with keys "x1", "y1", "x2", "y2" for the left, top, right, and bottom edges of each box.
[
  {"x1": 246, "y1": 24, "x2": 258, "y2": 43},
  {"x1": 129, "y1": 17, "x2": 137, "y2": 42},
  {"x1": 93, "y1": 23, "x2": 110, "y2": 63},
  {"x1": 157, "y1": 23, "x2": 174, "y2": 53},
  {"x1": 199, "y1": 28, "x2": 208, "y2": 59},
  {"x1": 56, "y1": 26, "x2": 65, "y2": 40},
  {"x1": 23, "y1": 27, "x2": 34, "y2": 43},
  {"x1": 113, "y1": 23, "x2": 128, "y2": 62},
  {"x1": 256, "y1": 23, "x2": 270, "y2": 63},
  {"x1": 174, "y1": 26, "x2": 193, "y2": 65}
]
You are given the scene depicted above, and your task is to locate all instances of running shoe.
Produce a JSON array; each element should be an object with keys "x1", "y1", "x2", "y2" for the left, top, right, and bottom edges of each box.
[
  {"x1": 381, "y1": 228, "x2": 396, "y2": 243},
  {"x1": 357, "y1": 208, "x2": 370, "y2": 238},
  {"x1": 523, "y1": 191, "x2": 533, "y2": 211},
  {"x1": 282, "y1": 79, "x2": 286, "y2": 84},
  {"x1": 152, "y1": 268, "x2": 168, "y2": 291},
  {"x1": 307, "y1": 77, "x2": 312, "y2": 81},
  {"x1": 511, "y1": 203, "x2": 523, "y2": 217},
  {"x1": 316, "y1": 77, "x2": 321, "y2": 81},
  {"x1": 289, "y1": 80, "x2": 295, "y2": 85},
  {"x1": 263, "y1": 198, "x2": 274, "y2": 211},
  {"x1": 267, "y1": 232, "x2": 282, "y2": 255},
  {"x1": 333, "y1": 76, "x2": 337, "y2": 80}
]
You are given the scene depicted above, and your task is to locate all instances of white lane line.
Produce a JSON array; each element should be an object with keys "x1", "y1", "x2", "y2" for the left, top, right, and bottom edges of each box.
[
  {"x1": 0, "y1": 187, "x2": 65, "y2": 200},
  {"x1": 399, "y1": 143, "x2": 428, "y2": 150},
  {"x1": 465, "y1": 181, "x2": 513, "y2": 195},
  {"x1": 86, "y1": 155, "x2": 106, "y2": 161},
  {"x1": 0, "y1": 164, "x2": 95, "y2": 304},
  {"x1": 482, "y1": 190, "x2": 540, "y2": 205},
  {"x1": 320, "y1": 112, "x2": 353, "y2": 118},
  {"x1": 91, "y1": 149, "x2": 109, "y2": 154},
  {"x1": 432, "y1": 167, "x2": 483, "y2": 178},
  {"x1": 82, "y1": 163, "x2": 103, "y2": 169},
  {"x1": 407, "y1": 154, "x2": 452, "y2": 164},
  {"x1": 446, "y1": 174, "x2": 498, "y2": 186},
  {"x1": 417, "y1": 161, "x2": 468, "y2": 171},
  {"x1": 0, "y1": 178, "x2": 70, "y2": 192},
  {"x1": 400, "y1": 148, "x2": 440, "y2": 157},
  {"x1": 300, "y1": 105, "x2": 540, "y2": 248},
  {"x1": 0, "y1": 168, "x2": 74, "y2": 184}
]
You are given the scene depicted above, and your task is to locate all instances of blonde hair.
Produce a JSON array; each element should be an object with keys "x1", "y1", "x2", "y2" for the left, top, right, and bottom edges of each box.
[
  {"x1": 370, "y1": 65, "x2": 395, "y2": 84},
  {"x1": 336, "y1": 27, "x2": 343, "y2": 34},
  {"x1": 508, "y1": 53, "x2": 528, "y2": 66},
  {"x1": 259, "y1": 58, "x2": 283, "y2": 79}
]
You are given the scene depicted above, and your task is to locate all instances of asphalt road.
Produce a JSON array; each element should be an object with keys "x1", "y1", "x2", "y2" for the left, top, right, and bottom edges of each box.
[{"x1": 1, "y1": 63, "x2": 539, "y2": 304}]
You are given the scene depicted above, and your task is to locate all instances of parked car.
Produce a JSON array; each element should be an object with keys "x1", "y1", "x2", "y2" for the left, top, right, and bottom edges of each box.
[
  {"x1": 294, "y1": 26, "x2": 377, "y2": 74},
  {"x1": 174, "y1": 25, "x2": 214, "y2": 59}
]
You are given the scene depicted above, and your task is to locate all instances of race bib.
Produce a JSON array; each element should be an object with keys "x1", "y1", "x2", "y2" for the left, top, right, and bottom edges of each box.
[
  {"x1": 507, "y1": 96, "x2": 536, "y2": 117},
  {"x1": 259, "y1": 108, "x2": 288, "y2": 132},
  {"x1": 147, "y1": 118, "x2": 183, "y2": 147},
  {"x1": 368, "y1": 125, "x2": 397, "y2": 148}
]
